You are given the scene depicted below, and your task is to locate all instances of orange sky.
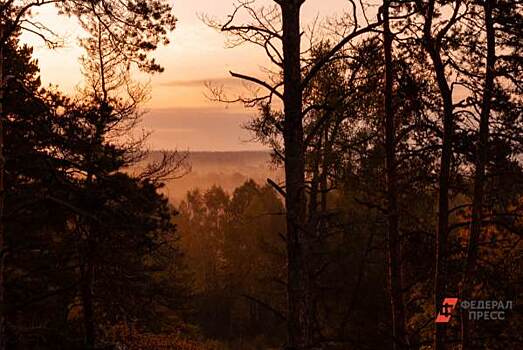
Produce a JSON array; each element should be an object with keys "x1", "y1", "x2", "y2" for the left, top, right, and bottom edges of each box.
[{"x1": 22, "y1": 0, "x2": 355, "y2": 151}]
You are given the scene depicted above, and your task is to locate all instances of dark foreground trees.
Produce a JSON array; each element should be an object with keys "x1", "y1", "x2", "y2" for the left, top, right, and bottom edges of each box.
[
  {"x1": 205, "y1": 1, "x2": 522, "y2": 349},
  {"x1": 1, "y1": 28, "x2": 189, "y2": 350},
  {"x1": 1, "y1": 2, "x2": 176, "y2": 347},
  {"x1": 0, "y1": 0, "x2": 521, "y2": 349}
]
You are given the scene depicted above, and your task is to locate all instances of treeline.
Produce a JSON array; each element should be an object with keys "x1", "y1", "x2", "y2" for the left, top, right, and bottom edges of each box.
[
  {"x1": 177, "y1": 182, "x2": 287, "y2": 348},
  {"x1": 177, "y1": 180, "x2": 393, "y2": 349}
]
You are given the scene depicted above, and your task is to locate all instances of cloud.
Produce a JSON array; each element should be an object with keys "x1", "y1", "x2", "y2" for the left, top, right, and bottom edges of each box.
[
  {"x1": 159, "y1": 77, "x2": 253, "y2": 88},
  {"x1": 138, "y1": 107, "x2": 264, "y2": 152}
]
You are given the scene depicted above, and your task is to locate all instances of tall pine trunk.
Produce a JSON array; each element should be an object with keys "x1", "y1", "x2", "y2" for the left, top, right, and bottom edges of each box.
[
  {"x1": 0, "y1": 22, "x2": 6, "y2": 350},
  {"x1": 460, "y1": 1, "x2": 495, "y2": 348},
  {"x1": 383, "y1": 3, "x2": 407, "y2": 349},
  {"x1": 432, "y1": 54, "x2": 453, "y2": 350},
  {"x1": 422, "y1": 7, "x2": 455, "y2": 350},
  {"x1": 81, "y1": 171, "x2": 97, "y2": 350},
  {"x1": 281, "y1": 2, "x2": 312, "y2": 349},
  {"x1": 80, "y1": 250, "x2": 95, "y2": 350}
]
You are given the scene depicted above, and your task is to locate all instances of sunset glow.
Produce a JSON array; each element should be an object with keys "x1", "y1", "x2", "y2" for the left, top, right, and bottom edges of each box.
[
  {"x1": 3, "y1": 1, "x2": 520, "y2": 348},
  {"x1": 22, "y1": 0, "x2": 353, "y2": 150}
]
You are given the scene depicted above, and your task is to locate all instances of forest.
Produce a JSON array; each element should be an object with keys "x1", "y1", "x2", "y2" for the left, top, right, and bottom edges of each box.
[{"x1": 0, "y1": 0, "x2": 521, "y2": 349}]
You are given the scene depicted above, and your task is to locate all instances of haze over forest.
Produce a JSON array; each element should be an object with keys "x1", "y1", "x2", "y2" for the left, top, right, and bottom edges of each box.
[{"x1": 139, "y1": 151, "x2": 283, "y2": 203}]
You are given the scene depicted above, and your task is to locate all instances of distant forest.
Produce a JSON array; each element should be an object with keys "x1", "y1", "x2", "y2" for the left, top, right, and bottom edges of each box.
[
  {"x1": 134, "y1": 151, "x2": 282, "y2": 203},
  {"x1": 0, "y1": 1, "x2": 522, "y2": 350}
]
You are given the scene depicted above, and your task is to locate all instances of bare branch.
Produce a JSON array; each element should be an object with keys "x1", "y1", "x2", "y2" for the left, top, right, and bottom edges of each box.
[{"x1": 229, "y1": 70, "x2": 284, "y2": 100}]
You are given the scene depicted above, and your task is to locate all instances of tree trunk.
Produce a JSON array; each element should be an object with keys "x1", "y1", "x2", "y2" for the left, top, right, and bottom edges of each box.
[
  {"x1": 422, "y1": 21, "x2": 455, "y2": 350},
  {"x1": 383, "y1": 3, "x2": 407, "y2": 349},
  {"x1": 80, "y1": 239, "x2": 96, "y2": 350},
  {"x1": 432, "y1": 53, "x2": 453, "y2": 350},
  {"x1": 79, "y1": 224, "x2": 96, "y2": 350},
  {"x1": 281, "y1": 2, "x2": 312, "y2": 349},
  {"x1": 460, "y1": 1, "x2": 495, "y2": 348},
  {"x1": 0, "y1": 22, "x2": 6, "y2": 350}
]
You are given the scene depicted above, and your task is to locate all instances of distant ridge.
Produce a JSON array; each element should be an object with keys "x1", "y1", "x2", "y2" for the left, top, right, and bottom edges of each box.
[{"x1": 143, "y1": 150, "x2": 283, "y2": 204}]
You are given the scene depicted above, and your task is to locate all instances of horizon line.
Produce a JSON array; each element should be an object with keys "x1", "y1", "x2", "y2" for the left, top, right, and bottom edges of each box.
[{"x1": 148, "y1": 149, "x2": 271, "y2": 153}]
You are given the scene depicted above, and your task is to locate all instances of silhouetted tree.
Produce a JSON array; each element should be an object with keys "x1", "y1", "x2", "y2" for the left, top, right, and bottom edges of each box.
[
  {"x1": 206, "y1": 2, "x2": 382, "y2": 347},
  {"x1": 0, "y1": 2, "x2": 176, "y2": 346},
  {"x1": 2, "y1": 25, "x2": 189, "y2": 350}
]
